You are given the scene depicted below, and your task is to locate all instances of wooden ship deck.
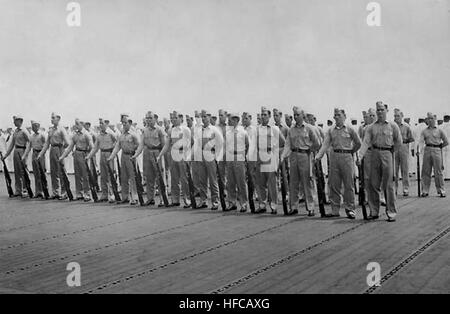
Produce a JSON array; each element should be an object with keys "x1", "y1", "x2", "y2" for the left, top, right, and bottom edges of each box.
[{"x1": 0, "y1": 177, "x2": 448, "y2": 294}]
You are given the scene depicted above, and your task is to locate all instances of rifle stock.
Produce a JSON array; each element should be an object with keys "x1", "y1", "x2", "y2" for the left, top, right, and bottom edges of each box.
[
  {"x1": 36, "y1": 158, "x2": 50, "y2": 199},
  {"x1": 245, "y1": 159, "x2": 255, "y2": 213},
  {"x1": 314, "y1": 159, "x2": 327, "y2": 218},
  {"x1": 185, "y1": 161, "x2": 197, "y2": 209},
  {"x1": 153, "y1": 154, "x2": 170, "y2": 207},
  {"x1": 0, "y1": 152, "x2": 14, "y2": 197},
  {"x1": 106, "y1": 162, "x2": 121, "y2": 202},
  {"x1": 279, "y1": 160, "x2": 288, "y2": 215},
  {"x1": 215, "y1": 160, "x2": 227, "y2": 210},
  {"x1": 59, "y1": 161, "x2": 74, "y2": 201},
  {"x1": 84, "y1": 157, "x2": 98, "y2": 202},
  {"x1": 91, "y1": 157, "x2": 100, "y2": 192},
  {"x1": 18, "y1": 153, "x2": 33, "y2": 198},
  {"x1": 417, "y1": 145, "x2": 421, "y2": 197},
  {"x1": 132, "y1": 159, "x2": 145, "y2": 206},
  {"x1": 358, "y1": 157, "x2": 368, "y2": 220}
]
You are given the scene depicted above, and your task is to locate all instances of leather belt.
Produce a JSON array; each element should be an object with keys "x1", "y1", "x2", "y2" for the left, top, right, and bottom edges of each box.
[
  {"x1": 76, "y1": 148, "x2": 89, "y2": 152},
  {"x1": 101, "y1": 148, "x2": 114, "y2": 153},
  {"x1": 123, "y1": 151, "x2": 135, "y2": 155},
  {"x1": 333, "y1": 149, "x2": 353, "y2": 154},
  {"x1": 145, "y1": 145, "x2": 162, "y2": 151},
  {"x1": 292, "y1": 148, "x2": 310, "y2": 154},
  {"x1": 15, "y1": 145, "x2": 26, "y2": 149},
  {"x1": 33, "y1": 149, "x2": 42, "y2": 153},
  {"x1": 372, "y1": 145, "x2": 393, "y2": 151},
  {"x1": 426, "y1": 144, "x2": 442, "y2": 148},
  {"x1": 51, "y1": 143, "x2": 63, "y2": 148}
]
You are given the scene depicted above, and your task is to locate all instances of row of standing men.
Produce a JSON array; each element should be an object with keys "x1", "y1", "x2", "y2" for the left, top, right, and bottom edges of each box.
[{"x1": 1, "y1": 102, "x2": 448, "y2": 223}]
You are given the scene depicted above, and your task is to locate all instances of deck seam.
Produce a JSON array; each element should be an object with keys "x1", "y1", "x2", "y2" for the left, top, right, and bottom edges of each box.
[{"x1": 363, "y1": 224, "x2": 450, "y2": 294}]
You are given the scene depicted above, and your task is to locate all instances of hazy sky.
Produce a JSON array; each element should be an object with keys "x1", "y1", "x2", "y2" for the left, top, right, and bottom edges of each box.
[{"x1": 1, "y1": 0, "x2": 449, "y2": 127}]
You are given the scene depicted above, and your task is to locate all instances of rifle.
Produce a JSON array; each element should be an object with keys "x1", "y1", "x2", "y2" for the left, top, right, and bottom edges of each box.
[
  {"x1": 184, "y1": 161, "x2": 197, "y2": 209},
  {"x1": 35, "y1": 158, "x2": 50, "y2": 199},
  {"x1": 313, "y1": 159, "x2": 327, "y2": 218},
  {"x1": 84, "y1": 157, "x2": 98, "y2": 202},
  {"x1": 106, "y1": 162, "x2": 121, "y2": 202},
  {"x1": 357, "y1": 156, "x2": 368, "y2": 220},
  {"x1": 245, "y1": 158, "x2": 255, "y2": 213},
  {"x1": 0, "y1": 152, "x2": 14, "y2": 197},
  {"x1": 59, "y1": 160, "x2": 74, "y2": 201},
  {"x1": 279, "y1": 159, "x2": 289, "y2": 215},
  {"x1": 116, "y1": 158, "x2": 122, "y2": 186},
  {"x1": 153, "y1": 154, "x2": 170, "y2": 207},
  {"x1": 131, "y1": 158, "x2": 145, "y2": 206},
  {"x1": 417, "y1": 145, "x2": 421, "y2": 197},
  {"x1": 18, "y1": 153, "x2": 33, "y2": 198},
  {"x1": 91, "y1": 157, "x2": 100, "y2": 192},
  {"x1": 215, "y1": 160, "x2": 227, "y2": 210}
]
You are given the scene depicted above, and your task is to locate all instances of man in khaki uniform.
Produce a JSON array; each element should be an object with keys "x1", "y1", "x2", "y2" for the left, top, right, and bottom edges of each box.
[
  {"x1": 358, "y1": 102, "x2": 402, "y2": 222},
  {"x1": 59, "y1": 119, "x2": 94, "y2": 202},
  {"x1": 256, "y1": 107, "x2": 285, "y2": 214},
  {"x1": 315, "y1": 108, "x2": 361, "y2": 219},
  {"x1": 442, "y1": 114, "x2": 450, "y2": 180},
  {"x1": 393, "y1": 109, "x2": 415, "y2": 196},
  {"x1": 159, "y1": 111, "x2": 191, "y2": 207},
  {"x1": 133, "y1": 111, "x2": 167, "y2": 206},
  {"x1": 217, "y1": 109, "x2": 228, "y2": 192},
  {"x1": 2, "y1": 115, "x2": 31, "y2": 197},
  {"x1": 37, "y1": 113, "x2": 70, "y2": 200},
  {"x1": 282, "y1": 107, "x2": 320, "y2": 216},
  {"x1": 190, "y1": 110, "x2": 223, "y2": 209},
  {"x1": 23, "y1": 120, "x2": 46, "y2": 198},
  {"x1": 419, "y1": 112, "x2": 449, "y2": 197},
  {"x1": 86, "y1": 118, "x2": 117, "y2": 202},
  {"x1": 225, "y1": 112, "x2": 249, "y2": 212},
  {"x1": 108, "y1": 119, "x2": 140, "y2": 205},
  {"x1": 242, "y1": 112, "x2": 258, "y2": 202}
]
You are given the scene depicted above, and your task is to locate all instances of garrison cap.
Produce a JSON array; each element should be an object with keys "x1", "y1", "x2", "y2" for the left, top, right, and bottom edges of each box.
[
  {"x1": 260, "y1": 107, "x2": 272, "y2": 115},
  {"x1": 201, "y1": 109, "x2": 211, "y2": 116},
  {"x1": 30, "y1": 120, "x2": 40, "y2": 126},
  {"x1": 51, "y1": 112, "x2": 61, "y2": 119},
  {"x1": 426, "y1": 112, "x2": 436, "y2": 119},
  {"x1": 229, "y1": 112, "x2": 240, "y2": 119},
  {"x1": 172, "y1": 111, "x2": 183, "y2": 117},
  {"x1": 334, "y1": 108, "x2": 345, "y2": 115},
  {"x1": 394, "y1": 108, "x2": 403, "y2": 117}
]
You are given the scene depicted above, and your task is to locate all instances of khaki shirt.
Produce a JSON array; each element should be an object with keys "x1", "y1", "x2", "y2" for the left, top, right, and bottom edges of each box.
[
  {"x1": 96, "y1": 131, "x2": 116, "y2": 151},
  {"x1": 12, "y1": 128, "x2": 30, "y2": 147},
  {"x1": 316, "y1": 124, "x2": 361, "y2": 159},
  {"x1": 30, "y1": 132, "x2": 46, "y2": 151},
  {"x1": 281, "y1": 123, "x2": 319, "y2": 159},
  {"x1": 119, "y1": 131, "x2": 139, "y2": 153},
  {"x1": 225, "y1": 125, "x2": 249, "y2": 158},
  {"x1": 359, "y1": 120, "x2": 402, "y2": 157},
  {"x1": 71, "y1": 131, "x2": 92, "y2": 151},
  {"x1": 143, "y1": 125, "x2": 166, "y2": 150},
  {"x1": 419, "y1": 126, "x2": 449, "y2": 149},
  {"x1": 48, "y1": 125, "x2": 68, "y2": 146}
]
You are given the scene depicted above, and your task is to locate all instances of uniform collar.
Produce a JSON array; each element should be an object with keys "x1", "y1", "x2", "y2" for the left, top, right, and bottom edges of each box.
[{"x1": 294, "y1": 122, "x2": 305, "y2": 128}]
